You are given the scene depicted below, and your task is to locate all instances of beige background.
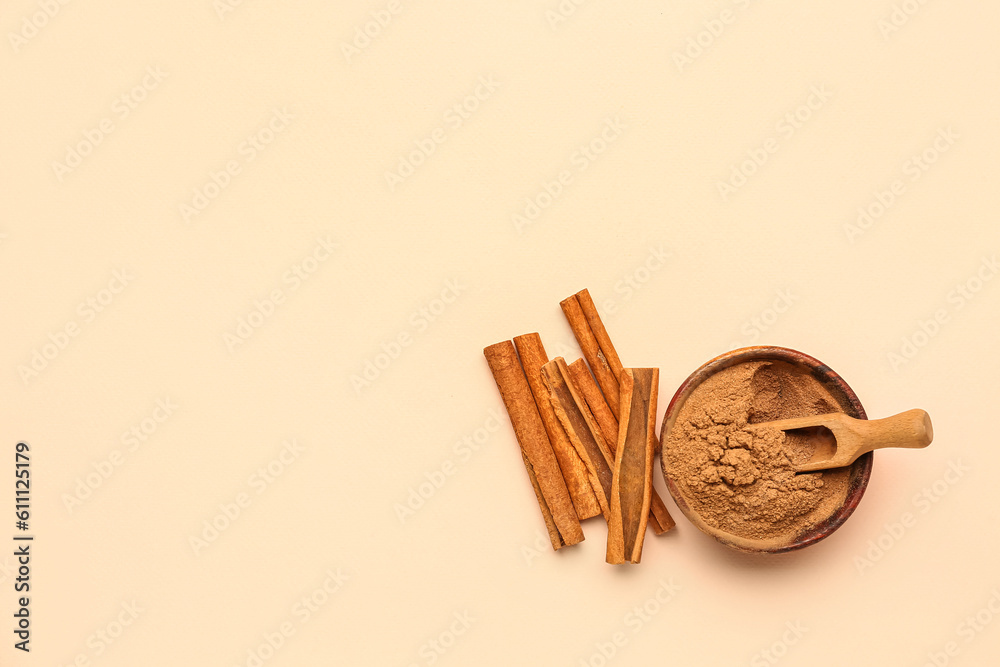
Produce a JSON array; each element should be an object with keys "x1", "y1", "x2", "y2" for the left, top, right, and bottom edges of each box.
[{"x1": 2, "y1": 1, "x2": 999, "y2": 665}]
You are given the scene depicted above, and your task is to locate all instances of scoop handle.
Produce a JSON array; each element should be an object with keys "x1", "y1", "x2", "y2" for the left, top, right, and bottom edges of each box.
[{"x1": 852, "y1": 409, "x2": 933, "y2": 455}]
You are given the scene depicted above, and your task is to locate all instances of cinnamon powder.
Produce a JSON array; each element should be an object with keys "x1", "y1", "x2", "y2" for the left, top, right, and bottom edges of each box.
[{"x1": 663, "y1": 361, "x2": 851, "y2": 541}]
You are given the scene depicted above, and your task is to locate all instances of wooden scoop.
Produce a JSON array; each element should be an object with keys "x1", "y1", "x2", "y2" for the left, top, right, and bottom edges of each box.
[{"x1": 757, "y1": 409, "x2": 933, "y2": 473}]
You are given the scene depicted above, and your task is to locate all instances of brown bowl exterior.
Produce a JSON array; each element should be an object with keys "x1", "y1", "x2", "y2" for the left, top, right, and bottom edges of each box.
[{"x1": 659, "y1": 346, "x2": 873, "y2": 554}]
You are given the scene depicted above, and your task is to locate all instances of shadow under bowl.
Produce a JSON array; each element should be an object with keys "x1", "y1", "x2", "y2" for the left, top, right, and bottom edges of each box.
[{"x1": 659, "y1": 346, "x2": 873, "y2": 554}]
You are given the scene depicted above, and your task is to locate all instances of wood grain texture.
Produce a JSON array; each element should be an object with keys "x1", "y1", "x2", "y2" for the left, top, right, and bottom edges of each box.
[
  {"x1": 607, "y1": 368, "x2": 658, "y2": 564},
  {"x1": 760, "y1": 409, "x2": 933, "y2": 473},
  {"x1": 484, "y1": 341, "x2": 584, "y2": 550},
  {"x1": 567, "y1": 359, "x2": 675, "y2": 536},
  {"x1": 541, "y1": 357, "x2": 614, "y2": 521},
  {"x1": 513, "y1": 333, "x2": 602, "y2": 520},
  {"x1": 560, "y1": 293, "x2": 620, "y2": 419}
]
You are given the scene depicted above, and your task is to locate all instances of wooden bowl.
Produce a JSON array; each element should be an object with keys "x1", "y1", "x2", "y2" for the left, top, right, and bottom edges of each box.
[{"x1": 659, "y1": 346, "x2": 872, "y2": 553}]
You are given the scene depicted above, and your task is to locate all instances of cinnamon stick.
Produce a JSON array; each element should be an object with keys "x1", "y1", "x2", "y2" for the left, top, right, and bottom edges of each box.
[
  {"x1": 560, "y1": 292, "x2": 620, "y2": 419},
  {"x1": 513, "y1": 333, "x2": 602, "y2": 521},
  {"x1": 517, "y1": 448, "x2": 563, "y2": 551},
  {"x1": 567, "y1": 359, "x2": 675, "y2": 536},
  {"x1": 566, "y1": 359, "x2": 618, "y2": 447},
  {"x1": 576, "y1": 288, "x2": 624, "y2": 382},
  {"x1": 607, "y1": 368, "x2": 658, "y2": 564},
  {"x1": 562, "y1": 288, "x2": 674, "y2": 534},
  {"x1": 484, "y1": 341, "x2": 584, "y2": 550},
  {"x1": 541, "y1": 358, "x2": 614, "y2": 520}
]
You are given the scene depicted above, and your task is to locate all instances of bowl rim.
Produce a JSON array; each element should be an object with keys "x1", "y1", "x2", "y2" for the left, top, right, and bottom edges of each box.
[{"x1": 659, "y1": 345, "x2": 873, "y2": 554}]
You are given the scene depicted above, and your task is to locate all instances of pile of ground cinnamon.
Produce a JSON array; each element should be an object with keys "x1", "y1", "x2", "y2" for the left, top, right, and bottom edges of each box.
[{"x1": 663, "y1": 361, "x2": 850, "y2": 541}]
